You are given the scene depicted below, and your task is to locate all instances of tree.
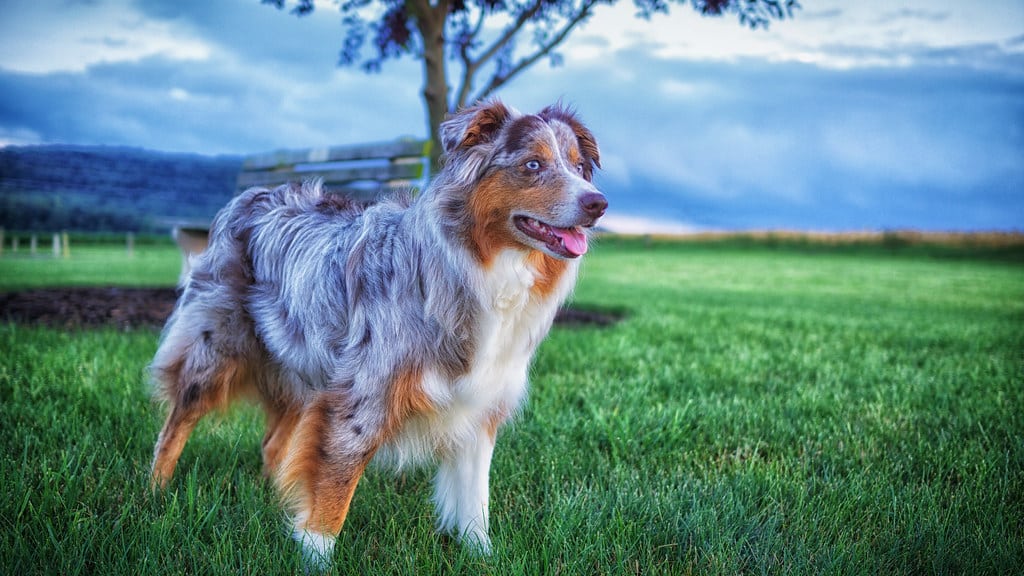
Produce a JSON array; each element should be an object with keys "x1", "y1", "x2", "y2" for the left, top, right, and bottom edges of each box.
[{"x1": 264, "y1": 0, "x2": 799, "y2": 172}]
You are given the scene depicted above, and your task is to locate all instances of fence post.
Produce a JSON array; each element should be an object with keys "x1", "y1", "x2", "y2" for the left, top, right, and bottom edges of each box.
[
  {"x1": 0, "y1": 227, "x2": 4, "y2": 257},
  {"x1": 52, "y1": 233, "x2": 60, "y2": 257},
  {"x1": 127, "y1": 232, "x2": 135, "y2": 257},
  {"x1": 62, "y1": 232, "x2": 70, "y2": 259},
  {"x1": 30, "y1": 235, "x2": 38, "y2": 255}
]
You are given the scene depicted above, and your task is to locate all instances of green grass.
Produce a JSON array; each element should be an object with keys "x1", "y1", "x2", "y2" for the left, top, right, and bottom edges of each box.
[
  {"x1": 1, "y1": 239, "x2": 1022, "y2": 574},
  {"x1": 0, "y1": 241, "x2": 181, "y2": 290}
]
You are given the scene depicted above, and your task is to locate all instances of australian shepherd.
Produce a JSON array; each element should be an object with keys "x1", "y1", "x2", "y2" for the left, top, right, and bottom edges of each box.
[{"x1": 148, "y1": 100, "x2": 607, "y2": 568}]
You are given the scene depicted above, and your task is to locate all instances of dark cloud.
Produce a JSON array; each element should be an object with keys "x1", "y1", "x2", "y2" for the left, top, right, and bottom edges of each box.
[
  {"x1": 0, "y1": 49, "x2": 424, "y2": 154},
  {"x1": 132, "y1": 0, "x2": 348, "y2": 77}
]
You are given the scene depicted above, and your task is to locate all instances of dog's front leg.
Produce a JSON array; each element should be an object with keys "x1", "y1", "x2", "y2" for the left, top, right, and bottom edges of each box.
[{"x1": 432, "y1": 423, "x2": 497, "y2": 554}]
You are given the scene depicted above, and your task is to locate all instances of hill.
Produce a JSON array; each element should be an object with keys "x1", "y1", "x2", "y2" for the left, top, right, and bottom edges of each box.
[{"x1": 0, "y1": 145, "x2": 241, "y2": 233}]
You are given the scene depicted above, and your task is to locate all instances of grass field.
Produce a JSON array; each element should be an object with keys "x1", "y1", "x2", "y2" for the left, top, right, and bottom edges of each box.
[
  {"x1": 0, "y1": 240, "x2": 182, "y2": 290},
  {"x1": 1, "y1": 237, "x2": 1022, "y2": 574}
]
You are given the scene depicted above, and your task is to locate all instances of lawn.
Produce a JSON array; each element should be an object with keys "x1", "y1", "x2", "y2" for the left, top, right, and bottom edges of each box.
[
  {"x1": 1, "y1": 237, "x2": 1022, "y2": 574},
  {"x1": 0, "y1": 239, "x2": 182, "y2": 290}
]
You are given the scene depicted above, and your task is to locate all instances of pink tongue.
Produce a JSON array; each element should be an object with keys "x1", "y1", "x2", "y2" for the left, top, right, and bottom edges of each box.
[{"x1": 553, "y1": 227, "x2": 588, "y2": 256}]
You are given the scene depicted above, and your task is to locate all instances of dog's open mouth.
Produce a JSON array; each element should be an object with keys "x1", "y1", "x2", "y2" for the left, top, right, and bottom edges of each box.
[{"x1": 514, "y1": 216, "x2": 589, "y2": 258}]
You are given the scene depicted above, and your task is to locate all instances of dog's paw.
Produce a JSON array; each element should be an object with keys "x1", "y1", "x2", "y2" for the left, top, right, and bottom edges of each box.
[
  {"x1": 459, "y1": 528, "x2": 492, "y2": 556},
  {"x1": 293, "y1": 528, "x2": 336, "y2": 572}
]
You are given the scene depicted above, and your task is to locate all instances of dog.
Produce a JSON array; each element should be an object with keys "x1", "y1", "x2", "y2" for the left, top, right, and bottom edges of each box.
[{"x1": 148, "y1": 99, "x2": 607, "y2": 568}]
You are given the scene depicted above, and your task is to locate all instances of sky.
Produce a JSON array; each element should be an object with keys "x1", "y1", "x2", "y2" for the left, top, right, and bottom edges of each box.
[{"x1": 0, "y1": 0, "x2": 1022, "y2": 233}]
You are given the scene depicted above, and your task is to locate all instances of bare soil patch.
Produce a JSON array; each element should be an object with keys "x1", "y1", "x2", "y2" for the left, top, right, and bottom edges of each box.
[{"x1": 0, "y1": 287, "x2": 621, "y2": 330}]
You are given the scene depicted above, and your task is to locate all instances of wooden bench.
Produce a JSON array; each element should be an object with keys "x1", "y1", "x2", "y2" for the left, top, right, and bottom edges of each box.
[
  {"x1": 172, "y1": 138, "x2": 431, "y2": 283},
  {"x1": 236, "y1": 138, "x2": 431, "y2": 199}
]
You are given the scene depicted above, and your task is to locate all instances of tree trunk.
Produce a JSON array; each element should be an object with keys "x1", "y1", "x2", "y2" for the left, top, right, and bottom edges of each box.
[{"x1": 413, "y1": 0, "x2": 450, "y2": 176}]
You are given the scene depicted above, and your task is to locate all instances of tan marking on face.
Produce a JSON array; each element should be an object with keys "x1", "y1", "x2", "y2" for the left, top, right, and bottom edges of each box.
[
  {"x1": 467, "y1": 140, "x2": 575, "y2": 265},
  {"x1": 468, "y1": 173, "x2": 520, "y2": 266}
]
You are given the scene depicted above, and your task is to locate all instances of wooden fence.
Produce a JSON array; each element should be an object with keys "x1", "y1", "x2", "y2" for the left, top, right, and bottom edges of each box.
[{"x1": 0, "y1": 228, "x2": 137, "y2": 259}]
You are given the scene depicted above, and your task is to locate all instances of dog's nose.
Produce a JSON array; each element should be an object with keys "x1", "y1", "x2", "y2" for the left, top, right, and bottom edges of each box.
[{"x1": 578, "y1": 192, "x2": 608, "y2": 219}]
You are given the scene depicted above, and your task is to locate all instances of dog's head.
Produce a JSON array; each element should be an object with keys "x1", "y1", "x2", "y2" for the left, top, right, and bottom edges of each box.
[{"x1": 437, "y1": 100, "x2": 607, "y2": 262}]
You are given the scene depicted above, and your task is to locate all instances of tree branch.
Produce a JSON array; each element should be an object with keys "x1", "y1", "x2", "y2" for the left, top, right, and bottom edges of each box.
[
  {"x1": 454, "y1": 8, "x2": 490, "y2": 109},
  {"x1": 470, "y1": 0, "x2": 599, "y2": 105},
  {"x1": 474, "y1": 0, "x2": 546, "y2": 76},
  {"x1": 454, "y1": 0, "x2": 547, "y2": 109}
]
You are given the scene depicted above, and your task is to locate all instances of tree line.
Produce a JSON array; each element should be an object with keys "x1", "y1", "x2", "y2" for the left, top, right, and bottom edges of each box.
[{"x1": 0, "y1": 145, "x2": 239, "y2": 233}]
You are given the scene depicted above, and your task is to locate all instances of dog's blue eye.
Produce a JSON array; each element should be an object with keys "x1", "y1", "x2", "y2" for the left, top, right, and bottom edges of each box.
[
  {"x1": 525, "y1": 160, "x2": 542, "y2": 171},
  {"x1": 575, "y1": 162, "x2": 585, "y2": 174}
]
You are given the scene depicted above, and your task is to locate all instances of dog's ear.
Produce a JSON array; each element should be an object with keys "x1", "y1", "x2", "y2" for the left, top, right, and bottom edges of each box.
[
  {"x1": 539, "y1": 104, "x2": 601, "y2": 182},
  {"x1": 441, "y1": 100, "x2": 513, "y2": 154}
]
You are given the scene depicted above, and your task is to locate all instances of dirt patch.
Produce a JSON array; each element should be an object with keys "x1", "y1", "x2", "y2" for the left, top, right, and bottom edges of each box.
[
  {"x1": 554, "y1": 305, "x2": 626, "y2": 328},
  {"x1": 0, "y1": 287, "x2": 178, "y2": 331},
  {"x1": 1, "y1": 287, "x2": 622, "y2": 331}
]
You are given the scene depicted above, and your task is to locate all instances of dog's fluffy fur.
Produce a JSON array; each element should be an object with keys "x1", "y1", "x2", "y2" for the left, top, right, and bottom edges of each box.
[{"x1": 148, "y1": 100, "x2": 607, "y2": 567}]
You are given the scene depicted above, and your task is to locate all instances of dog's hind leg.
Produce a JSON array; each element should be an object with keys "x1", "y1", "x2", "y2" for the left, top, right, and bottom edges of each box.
[
  {"x1": 261, "y1": 404, "x2": 302, "y2": 478},
  {"x1": 150, "y1": 355, "x2": 246, "y2": 489},
  {"x1": 151, "y1": 399, "x2": 206, "y2": 489},
  {"x1": 276, "y1": 392, "x2": 379, "y2": 569}
]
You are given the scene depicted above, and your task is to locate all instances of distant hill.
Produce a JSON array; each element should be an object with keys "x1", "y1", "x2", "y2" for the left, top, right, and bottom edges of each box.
[{"x1": 0, "y1": 145, "x2": 241, "y2": 233}]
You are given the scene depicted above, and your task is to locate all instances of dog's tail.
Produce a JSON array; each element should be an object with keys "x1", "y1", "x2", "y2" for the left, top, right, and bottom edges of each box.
[{"x1": 149, "y1": 185, "x2": 291, "y2": 401}]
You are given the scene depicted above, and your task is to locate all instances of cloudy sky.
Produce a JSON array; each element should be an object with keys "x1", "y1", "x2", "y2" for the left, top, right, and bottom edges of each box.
[{"x1": 1, "y1": 0, "x2": 1021, "y2": 232}]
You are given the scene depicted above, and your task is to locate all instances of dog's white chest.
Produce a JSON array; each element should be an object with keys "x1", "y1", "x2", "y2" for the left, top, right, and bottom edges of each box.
[
  {"x1": 466, "y1": 249, "x2": 575, "y2": 401},
  {"x1": 377, "y1": 249, "x2": 576, "y2": 468}
]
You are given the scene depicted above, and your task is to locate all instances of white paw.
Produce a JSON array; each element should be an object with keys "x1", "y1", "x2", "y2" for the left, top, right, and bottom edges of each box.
[
  {"x1": 459, "y1": 527, "x2": 492, "y2": 556},
  {"x1": 292, "y1": 528, "x2": 335, "y2": 572}
]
